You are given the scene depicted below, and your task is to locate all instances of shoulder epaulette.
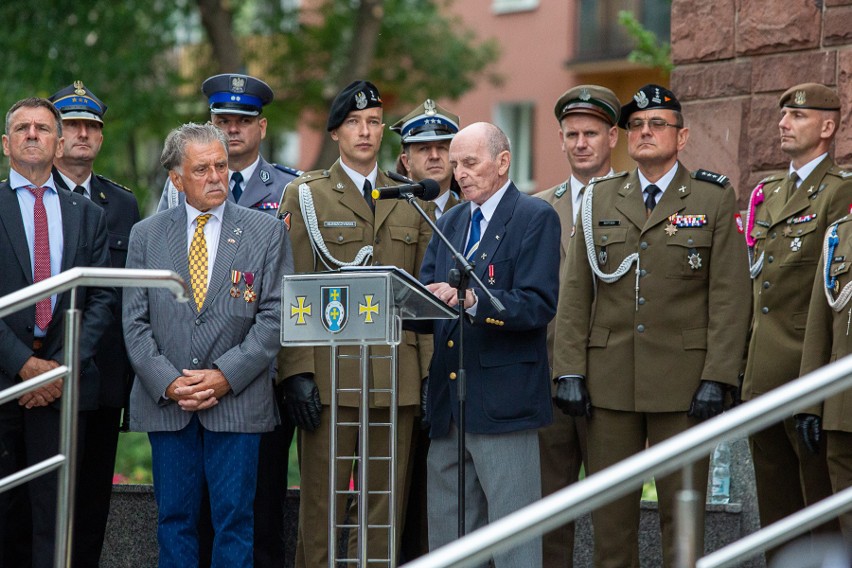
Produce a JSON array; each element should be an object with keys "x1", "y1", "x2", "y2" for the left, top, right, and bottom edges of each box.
[
  {"x1": 759, "y1": 172, "x2": 783, "y2": 184},
  {"x1": 295, "y1": 169, "x2": 330, "y2": 184},
  {"x1": 691, "y1": 169, "x2": 730, "y2": 188},
  {"x1": 273, "y1": 163, "x2": 303, "y2": 177},
  {"x1": 832, "y1": 214, "x2": 852, "y2": 227},
  {"x1": 827, "y1": 166, "x2": 852, "y2": 179},
  {"x1": 553, "y1": 181, "x2": 569, "y2": 198},
  {"x1": 94, "y1": 173, "x2": 133, "y2": 193},
  {"x1": 590, "y1": 170, "x2": 628, "y2": 184}
]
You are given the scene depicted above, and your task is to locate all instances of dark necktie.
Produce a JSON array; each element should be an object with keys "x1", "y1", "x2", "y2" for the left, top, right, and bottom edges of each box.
[
  {"x1": 231, "y1": 171, "x2": 244, "y2": 204},
  {"x1": 27, "y1": 186, "x2": 53, "y2": 330},
  {"x1": 465, "y1": 208, "x2": 484, "y2": 259},
  {"x1": 363, "y1": 178, "x2": 374, "y2": 212},
  {"x1": 644, "y1": 184, "x2": 661, "y2": 217},
  {"x1": 785, "y1": 171, "x2": 799, "y2": 201},
  {"x1": 73, "y1": 185, "x2": 86, "y2": 196}
]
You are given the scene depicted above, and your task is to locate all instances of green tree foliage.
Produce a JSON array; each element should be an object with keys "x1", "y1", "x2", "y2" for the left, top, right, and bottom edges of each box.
[
  {"x1": 0, "y1": 0, "x2": 192, "y2": 209},
  {"x1": 0, "y1": 0, "x2": 498, "y2": 206},
  {"x1": 238, "y1": 0, "x2": 501, "y2": 168},
  {"x1": 618, "y1": 9, "x2": 673, "y2": 75}
]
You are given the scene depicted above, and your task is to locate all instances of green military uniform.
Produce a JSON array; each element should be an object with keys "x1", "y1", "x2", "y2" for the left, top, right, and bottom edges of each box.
[
  {"x1": 800, "y1": 214, "x2": 852, "y2": 541},
  {"x1": 278, "y1": 159, "x2": 432, "y2": 568},
  {"x1": 536, "y1": 179, "x2": 589, "y2": 568},
  {"x1": 743, "y1": 83, "x2": 852, "y2": 549},
  {"x1": 553, "y1": 164, "x2": 751, "y2": 567}
]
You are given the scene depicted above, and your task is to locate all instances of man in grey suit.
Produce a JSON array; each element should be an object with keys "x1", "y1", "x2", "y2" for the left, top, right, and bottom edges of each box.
[{"x1": 123, "y1": 123, "x2": 293, "y2": 567}]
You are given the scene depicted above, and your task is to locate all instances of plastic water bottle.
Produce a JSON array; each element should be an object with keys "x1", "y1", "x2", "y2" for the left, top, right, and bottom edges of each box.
[{"x1": 709, "y1": 441, "x2": 731, "y2": 504}]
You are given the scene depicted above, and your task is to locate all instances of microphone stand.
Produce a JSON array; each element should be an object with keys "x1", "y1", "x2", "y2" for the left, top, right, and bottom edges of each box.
[{"x1": 393, "y1": 186, "x2": 505, "y2": 539}]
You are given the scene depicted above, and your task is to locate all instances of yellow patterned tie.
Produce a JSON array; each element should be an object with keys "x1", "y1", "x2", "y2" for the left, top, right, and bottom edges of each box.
[{"x1": 189, "y1": 214, "x2": 211, "y2": 311}]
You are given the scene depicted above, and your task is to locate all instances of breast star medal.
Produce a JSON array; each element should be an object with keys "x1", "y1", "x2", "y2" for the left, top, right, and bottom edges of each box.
[
  {"x1": 665, "y1": 223, "x2": 678, "y2": 236},
  {"x1": 782, "y1": 226, "x2": 793, "y2": 237},
  {"x1": 230, "y1": 270, "x2": 242, "y2": 298},
  {"x1": 243, "y1": 271, "x2": 257, "y2": 303},
  {"x1": 688, "y1": 252, "x2": 702, "y2": 270}
]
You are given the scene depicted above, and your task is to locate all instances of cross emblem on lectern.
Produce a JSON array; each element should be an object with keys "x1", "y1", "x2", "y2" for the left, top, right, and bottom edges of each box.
[
  {"x1": 359, "y1": 295, "x2": 380, "y2": 323},
  {"x1": 290, "y1": 296, "x2": 312, "y2": 325}
]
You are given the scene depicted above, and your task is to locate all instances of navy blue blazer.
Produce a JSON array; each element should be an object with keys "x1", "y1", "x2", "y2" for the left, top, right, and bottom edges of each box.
[
  {"x1": 419, "y1": 183, "x2": 560, "y2": 437},
  {"x1": 0, "y1": 180, "x2": 116, "y2": 411},
  {"x1": 53, "y1": 168, "x2": 141, "y2": 408}
]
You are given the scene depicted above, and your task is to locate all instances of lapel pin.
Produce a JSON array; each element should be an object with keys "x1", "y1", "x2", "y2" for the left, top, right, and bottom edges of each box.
[
  {"x1": 678, "y1": 185, "x2": 686, "y2": 193},
  {"x1": 227, "y1": 238, "x2": 236, "y2": 244},
  {"x1": 233, "y1": 227, "x2": 243, "y2": 236}
]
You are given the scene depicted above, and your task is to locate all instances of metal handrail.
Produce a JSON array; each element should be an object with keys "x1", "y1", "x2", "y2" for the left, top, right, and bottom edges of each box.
[
  {"x1": 0, "y1": 267, "x2": 188, "y2": 317},
  {"x1": 698, "y1": 485, "x2": 852, "y2": 568},
  {"x1": 401, "y1": 354, "x2": 852, "y2": 568},
  {"x1": 0, "y1": 267, "x2": 187, "y2": 568}
]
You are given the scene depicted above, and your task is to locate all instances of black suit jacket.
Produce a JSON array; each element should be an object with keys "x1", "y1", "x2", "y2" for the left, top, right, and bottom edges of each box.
[
  {"x1": 53, "y1": 168, "x2": 140, "y2": 407},
  {"x1": 0, "y1": 180, "x2": 116, "y2": 410}
]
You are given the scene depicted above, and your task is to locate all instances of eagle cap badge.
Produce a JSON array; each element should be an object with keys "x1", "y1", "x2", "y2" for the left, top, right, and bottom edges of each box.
[
  {"x1": 230, "y1": 76, "x2": 246, "y2": 93},
  {"x1": 355, "y1": 91, "x2": 368, "y2": 110}
]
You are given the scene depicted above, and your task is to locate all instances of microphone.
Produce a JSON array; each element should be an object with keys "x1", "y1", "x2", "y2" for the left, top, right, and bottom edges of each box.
[{"x1": 372, "y1": 178, "x2": 441, "y2": 201}]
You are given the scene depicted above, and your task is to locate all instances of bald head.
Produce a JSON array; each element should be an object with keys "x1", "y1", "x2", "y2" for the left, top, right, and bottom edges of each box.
[{"x1": 449, "y1": 122, "x2": 512, "y2": 205}]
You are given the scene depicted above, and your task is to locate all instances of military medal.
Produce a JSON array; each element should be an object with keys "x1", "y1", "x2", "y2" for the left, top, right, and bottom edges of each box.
[
  {"x1": 688, "y1": 252, "x2": 702, "y2": 270},
  {"x1": 782, "y1": 226, "x2": 793, "y2": 237},
  {"x1": 599, "y1": 248, "x2": 608, "y2": 265},
  {"x1": 790, "y1": 237, "x2": 802, "y2": 252},
  {"x1": 230, "y1": 270, "x2": 242, "y2": 298},
  {"x1": 243, "y1": 271, "x2": 257, "y2": 303},
  {"x1": 488, "y1": 264, "x2": 495, "y2": 285},
  {"x1": 664, "y1": 223, "x2": 678, "y2": 236}
]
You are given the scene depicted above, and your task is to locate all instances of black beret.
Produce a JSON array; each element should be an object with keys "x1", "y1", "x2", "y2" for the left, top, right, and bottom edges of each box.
[
  {"x1": 326, "y1": 80, "x2": 383, "y2": 131},
  {"x1": 618, "y1": 84, "x2": 681, "y2": 129}
]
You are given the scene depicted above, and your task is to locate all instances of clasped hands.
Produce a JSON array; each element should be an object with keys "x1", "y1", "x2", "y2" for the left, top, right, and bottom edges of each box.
[
  {"x1": 166, "y1": 369, "x2": 231, "y2": 411},
  {"x1": 18, "y1": 356, "x2": 63, "y2": 409}
]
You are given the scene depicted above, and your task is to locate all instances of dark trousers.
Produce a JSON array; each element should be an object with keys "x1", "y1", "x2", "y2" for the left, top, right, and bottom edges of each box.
[
  {"x1": 71, "y1": 406, "x2": 122, "y2": 567},
  {"x1": 750, "y1": 417, "x2": 837, "y2": 562},
  {"x1": 538, "y1": 400, "x2": 587, "y2": 568},
  {"x1": 0, "y1": 404, "x2": 87, "y2": 568}
]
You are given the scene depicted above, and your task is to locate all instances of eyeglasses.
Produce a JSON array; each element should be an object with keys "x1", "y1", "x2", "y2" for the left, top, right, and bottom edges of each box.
[{"x1": 625, "y1": 118, "x2": 682, "y2": 132}]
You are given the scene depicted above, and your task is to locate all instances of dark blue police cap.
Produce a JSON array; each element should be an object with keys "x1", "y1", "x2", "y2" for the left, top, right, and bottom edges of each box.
[
  {"x1": 326, "y1": 80, "x2": 383, "y2": 131},
  {"x1": 48, "y1": 81, "x2": 107, "y2": 124},
  {"x1": 202, "y1": 73, "x2": 273, "y2": 116}
]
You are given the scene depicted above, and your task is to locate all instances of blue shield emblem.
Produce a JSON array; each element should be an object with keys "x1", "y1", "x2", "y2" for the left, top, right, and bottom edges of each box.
[{"x1": 321, "y1": 286, "x2": 348, "y2": 333}]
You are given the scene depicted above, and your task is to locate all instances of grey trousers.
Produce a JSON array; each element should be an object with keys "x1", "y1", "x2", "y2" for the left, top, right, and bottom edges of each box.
[{"x1": 427, "y1": 423, "x2": 542, "y2": 568}]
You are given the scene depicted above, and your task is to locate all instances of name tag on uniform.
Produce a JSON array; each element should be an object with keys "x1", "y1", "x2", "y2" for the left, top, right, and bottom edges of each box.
[
  {"x1": 599, "y1": 220, "x2": 620, "y2": 226},
  {"x1": 323, "y1": 221, "x2": 357, "y2": 228}
]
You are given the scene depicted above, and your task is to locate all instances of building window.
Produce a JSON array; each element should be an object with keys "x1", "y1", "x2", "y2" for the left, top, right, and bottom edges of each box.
[
  {"x1": 492, "y1": 0, "x2": 539, "y2": 15},
  {"x1": 494, "y1": 102, "x2": 534, "y2": 193},
  {"x1": 576, "y1": 0, "x2": 670, "y2": 62}
]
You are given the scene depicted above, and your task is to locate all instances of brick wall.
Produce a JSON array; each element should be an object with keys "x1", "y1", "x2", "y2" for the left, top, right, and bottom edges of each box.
[{"x1": 670, "y1": 0, "x2": 852, "y2": 207}]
